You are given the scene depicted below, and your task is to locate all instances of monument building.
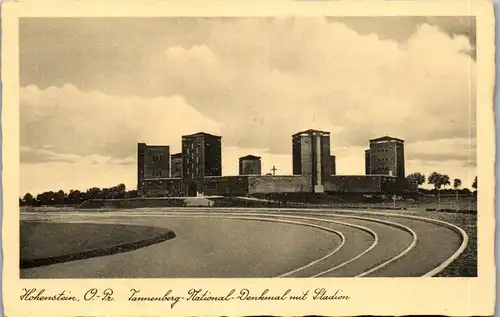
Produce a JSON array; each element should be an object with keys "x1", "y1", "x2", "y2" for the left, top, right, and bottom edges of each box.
[
  {"x1": 137, "y1": 131, "x2": 410, "y2": 197},
  {"x1": 239, "y1": 155, "x2": 262, "y2": 175},
  {"x1": 182, "y1": 132, "x2": 222, "y2": 195},
  {"x1": 365, "y1": 136, "x2": 405, "y2": 178},
  {"x1": 365, "y1": 149, "x2": 371, "y2": 175},
  {"x1": 137, "y1": 143, "x2": 171, "y2": 196},
  {"x1": 330, "y1": 155, "x2": 336, "y2": 175},
  {"x1": 292, "y1": 129, "x2": 331, "y2": 193},
  {"x1": 170, "y1": 153, "x2": 183, "y2": 178}
]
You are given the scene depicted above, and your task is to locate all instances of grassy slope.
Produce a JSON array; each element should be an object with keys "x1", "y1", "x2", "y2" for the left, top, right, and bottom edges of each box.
[{"x1": 21, "y1": 221, "x2": 173, "y2": 261}]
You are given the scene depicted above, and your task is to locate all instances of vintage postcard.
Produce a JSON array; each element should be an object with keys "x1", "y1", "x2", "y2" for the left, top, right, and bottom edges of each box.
[{"x1": 2, "y1": 0, "x2": 496, "y2": 316}]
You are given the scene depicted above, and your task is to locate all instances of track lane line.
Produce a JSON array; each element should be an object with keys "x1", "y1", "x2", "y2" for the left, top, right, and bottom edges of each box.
[
  {"x1": 25, "y1": 211, "x2": 412, "y2": 277},
  {"x1": 153, "y1": 207, "x2": 467, "y2": 277},
  {"x1": 316, "y1": 209, "x2": 469, "y2": 277},
  {"x1": 251, "y1": 211, "x2": 419, "y2": 277},
  {"x1": 22, "y1": 208, "x2": 461, "y2": 277},
  {"x1": 31, "y1": 212, "x2": 378, "y2": 278},
  {"x1": 78, "y1": 211, "x2": 381, "y2": 277},
  {"x1": 149, "y1": 211, "x2": 417, "y2": 277},
  {"x1": 48, "y1": 214, "x2": 349, "y2": 277}
]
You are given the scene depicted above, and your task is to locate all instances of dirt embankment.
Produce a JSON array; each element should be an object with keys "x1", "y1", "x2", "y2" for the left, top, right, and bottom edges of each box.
[{"x1": 20, "y1": 221, "x2": 176, "y2": 269}]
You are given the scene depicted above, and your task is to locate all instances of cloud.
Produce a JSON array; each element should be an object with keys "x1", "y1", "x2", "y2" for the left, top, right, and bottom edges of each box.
[
  {"x1": 20, "y1": 84, "x2": 222, "y2": 162},
  {"x1": 424, "y1": 16, "x2": 476, "y2": 57},
  {"x1": 19, "y1": 17, "x2": 477, "y2": 193},
  {"x1": 21, "y1": 18, "x2": 476, "y2": 155},
  {"x1": 404, "y1": 138, "x2": 476, "y2": 187},
  {"x1": 221, "y1": 146, "x2": 293, "y2": 177},
  {"x1": 20, "y1": 147, "x2": 79, "y2": 164},
  {"x1": 21, "y1": 146, "x2": 137, "y2": 166},
  {"x1": 406, "y1": 138, "x2": 476, "y2": 162},
  {"x1": 330, "y1": 16, "x2": 476, "y2": 56},
  {"x1": 21, "y1": 161, "x2": 137, "y2": 196},
  {"x1": 409, "y1": 152, "x2": 474, "y2": 163},
  {"x1": 142, "y1": 19, "x2": 476, "y2": 152}
]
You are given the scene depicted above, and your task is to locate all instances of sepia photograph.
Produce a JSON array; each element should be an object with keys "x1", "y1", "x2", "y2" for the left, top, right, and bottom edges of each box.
[
  {"x1": 18, "y1": 15, "x2": 478, "y2": 279},
  {"x1": 2, "y1": 1, "x2": 495, "y2": 316}
]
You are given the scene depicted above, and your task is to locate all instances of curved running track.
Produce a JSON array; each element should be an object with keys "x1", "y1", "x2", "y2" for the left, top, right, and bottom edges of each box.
[{"x1": 20, "y1": 208, "x2": 468, "y2": 278}]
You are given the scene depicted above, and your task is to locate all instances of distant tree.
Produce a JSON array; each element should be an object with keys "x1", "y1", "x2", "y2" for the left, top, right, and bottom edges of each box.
[
  {"x1": 37, "y1": 191, "x2": 56, "y2": 206},
  {"x1": 19, "y1": 198, "x2": 23, "y2": 206},
  {"x1": 428, "y1": 172, "x2": 450, "y2": 211},
  {"x1": 23, "y1": 193, "x2": 34, "y2": 205},
  {"x1": 116, "y1": 184, "x2": 126, "y2": 199},
  {"x1": 265, "y1": 173, "x2": 272, "y2": 176},
  {"x1": 54, "y1": 190, "x2": 66, "y2": 205},
  {"x1": 453, "y1": 178, "x2": 462, "y2": 212},
  {"x1": 406, "y1": 172, "x2": 426, "y2": 187},
  {"x1": 84, "y1": 187, "x2": 102, "y2": 200},
  {"x1": 472, "y1": 176, "x2": 478, "y2": 191},
  {"x1": 67, "y1": 189, "x2": 83, "y2": 204}
]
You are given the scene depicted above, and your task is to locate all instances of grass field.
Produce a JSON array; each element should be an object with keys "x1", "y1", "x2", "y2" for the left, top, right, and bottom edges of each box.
[
  {"x1": 316, "y1": 195, "x2": 477, "y2": 212},
  {"x1": 212, "y1": 194, "x2": 477, "y2": 213},
  {"x1": 20, "y1": 221, "x2": 175, "y2": 268}
]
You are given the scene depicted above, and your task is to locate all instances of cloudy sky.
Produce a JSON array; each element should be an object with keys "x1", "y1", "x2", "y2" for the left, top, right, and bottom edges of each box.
[{"x1": 19, "y1": 16, "x2": 476, "y2": 195}]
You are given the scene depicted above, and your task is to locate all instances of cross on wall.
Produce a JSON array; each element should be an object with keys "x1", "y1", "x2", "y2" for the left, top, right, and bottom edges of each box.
[{"x1": 270, "y1": 165, "x2": 278, "y2": 175}]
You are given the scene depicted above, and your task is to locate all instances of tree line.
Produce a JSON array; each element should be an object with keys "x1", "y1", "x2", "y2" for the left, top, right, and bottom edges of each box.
[
  {"x1": 20, "y1": 184, "x2": 139, "y2": 206},
  {"x1": 406, "y1": 172, "x2": 477, "y2": 211},
  {"x1": 20, "y1": 173, "x2": 478, "y2": 209},
  {"x1": 406, "y1": 172, "x2": 477, "y2": 192}
]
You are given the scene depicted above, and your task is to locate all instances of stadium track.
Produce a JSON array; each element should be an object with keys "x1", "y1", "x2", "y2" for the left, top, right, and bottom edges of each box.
[{"x1": 20, "y1": 208, "x2": 467, "y2": 278}]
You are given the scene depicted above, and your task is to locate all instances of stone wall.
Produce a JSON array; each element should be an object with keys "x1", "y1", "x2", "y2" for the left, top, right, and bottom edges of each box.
[
  {"x1": 324, "y1": 175, "x2": 385, "y2": 193},
  {"x1": 140, "y1": 175, "x2": 406, "y2": 197},
  {"x1": 142, "y1": 178, "x2": 183, "y2": 197},
  {"x1": 248, "y1": 175, "x2": 312, "y2": 194},
  {"x1": 202, "y1": 176, "x2": 250, "y2": 196}
]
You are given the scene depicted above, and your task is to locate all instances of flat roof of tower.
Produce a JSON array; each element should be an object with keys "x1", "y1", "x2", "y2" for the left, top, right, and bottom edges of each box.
[
  {"x1": 239, "y1": 155, "x2": 261, "y2": 160},
  {"x1": 182, "y1": 132, "x2": 222, "y2": 138},
  {"x1": 369, "y1": 136, "x2": 404, "y2": 143},
  {"x1": 292, "y1": 129, "x2": 330, "y2": 137},
  {"x1": 138, "y1": 143, "x2": 170, "y2": 148}
]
